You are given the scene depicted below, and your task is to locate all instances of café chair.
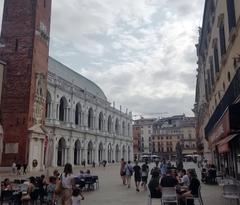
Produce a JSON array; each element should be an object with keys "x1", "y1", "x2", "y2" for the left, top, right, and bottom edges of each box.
[{"x1": 161, "y1": 187, "x2": 178, "y2": 205}]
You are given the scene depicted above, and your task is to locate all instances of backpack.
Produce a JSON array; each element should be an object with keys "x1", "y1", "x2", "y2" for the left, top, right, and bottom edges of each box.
[{"x1": 142, "y1": 164, "x2": 147, "y2": 172}]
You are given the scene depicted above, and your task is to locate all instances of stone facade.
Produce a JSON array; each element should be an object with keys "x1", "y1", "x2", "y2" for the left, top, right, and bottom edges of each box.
[
  {"x1": 152, "y1": 115, "x2": 196, "y2": 160},
  {"x1": 133, "y1": 118, "x2": 155, "y2": 156},
  {"x1": 194, "y1": 0, "x2": 240, "y2": 164},
  {"x1": 45, "y1": 58, "x2": 133, "y2": 167}
]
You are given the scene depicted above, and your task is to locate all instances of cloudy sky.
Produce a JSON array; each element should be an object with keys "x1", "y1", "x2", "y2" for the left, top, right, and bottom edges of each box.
[{"x1": 0, "y1": 0, "x2": 204, "y2": 118}]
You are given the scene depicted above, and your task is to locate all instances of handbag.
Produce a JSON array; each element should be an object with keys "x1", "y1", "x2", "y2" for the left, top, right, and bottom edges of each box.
[{"x1": 55, "y1": 177, "x2": 63, "y2": 195}]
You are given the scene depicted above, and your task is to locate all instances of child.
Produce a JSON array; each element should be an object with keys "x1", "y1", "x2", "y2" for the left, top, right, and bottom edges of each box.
[
  {"x1": 72, "y1": 188, "x2": 84, "y2": 205},
  {"x1": 47, "y1": 176, "x2": 57, "y2": 205}
]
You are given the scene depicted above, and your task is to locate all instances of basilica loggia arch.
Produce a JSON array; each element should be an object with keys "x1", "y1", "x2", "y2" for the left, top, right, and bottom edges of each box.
[
  {"x1": 87, "y1": 141, "x2": 94, "y2": 164},
  {"x1": 98, "y1": 142, "x2": 104, "y2": 163},
  {"x1": 75, "y1": 103, "x2": 82, "y2": 126},
  {"x1": 57, "y1": 137, "x2": 67, "y2": 166},
  {"x1": 115, "y1": 144, "x2": 120, "y2": 162},
  {"x1": 107, "y1": 143, "x2": 113, "y2": 163},
  {"x1": 74, "y1": 140, "x2": 81, "y2": 165},
  {"x1": 45, "y1": 91, "x2": 52, "y2": 118},
  {"x1": 59, "y1": 97, "x2": 68, "y2": 122},
  {"x1": 122, "y1": 145, "x2": 127, "y2": 161}
]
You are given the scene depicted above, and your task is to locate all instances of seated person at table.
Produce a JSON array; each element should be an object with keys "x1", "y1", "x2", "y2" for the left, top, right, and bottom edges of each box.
[
  {"x1": 79, "y1": 170, "x2": 85, "y2": 178},
  {"x1": 160, "y1": 169, "x2": 178, "y2": 187},
  {"x1": 85, "y1": 170, "x2": 91, "y2": 177},
  {"x1": 179, "y1": 169, "x2": 200, "y2": 205},
  {"x1": 148, "y1": 172, "x2": 162, "y2": 198},
  {"x1": 180, "y1": 169, "x2": 190, "y2": 187},
  {"x1": 2, "y1": 178, "x2": 13, "y2": 190},
  {"x1": 206, "y1": 164, "x2": 217, "y2": 184},
  {"x1": 21, "y1": 177, "x2": 36, "y2": 202},
  {"x1": 47, "y1": 176, "x2": 57, "y2": 205}
]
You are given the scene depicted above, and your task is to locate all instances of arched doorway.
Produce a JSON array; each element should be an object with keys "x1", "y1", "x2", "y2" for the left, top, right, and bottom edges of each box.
[
  {"x1": 59, "y1": 97, "x2": 68, "y2": 122},
  {"x1": 87, "y1": 141, "x2": 93, "y2": 164},
  {"x1": 75, "y1": 103, "x2": 82, "y2": 126},
  {"x1": 122, "y1": 145, "x2": 126, "y2": 161},
  {"x1": 115, "y1": 144, "x2": 120, "y2": 162},
  {"x1": 98, "y1": 142, "x2": 104, "y2": 163},
  {"x1": 107, "y1": 143, "x2": 112, "y2": 163},
  {"x1": 88, "y1": 108, "x2": 94, "y2": 129},
  {"x1": 74, "y1": 140, "x2": 81, "y2": 165},
  {"x1": 45, "y1": 91, "x2": 52, "y2": 118},
  {"x1": 57, "y1": 138, "x2": 66, "y2": 166}
]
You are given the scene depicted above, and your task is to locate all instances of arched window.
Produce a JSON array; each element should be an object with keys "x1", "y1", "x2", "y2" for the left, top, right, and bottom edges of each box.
[
  {"x1": 122, "y1": 121, "x2": 125, "y2": 136},
  {"x1": 115, "y1": 118, "x2": 120, "y2": 135},
  {"x1": 99, "y1": 112, "x2": 104, "y2": 131},
  {"x1": 45, "y1": 91, "x2": 52, "y2": 118},
  {"x1": 88, "y1": 108, "x2": 94, "y2": 129},
  {"x1": 59, "y1": 97, "x2": 68, "y2": 122},
  {"x1": 75, "y1": 103, "x2": 82, "y2": 125},
  {"x1": 107, "y1": 116, "x2": 112, "y2": 133}
]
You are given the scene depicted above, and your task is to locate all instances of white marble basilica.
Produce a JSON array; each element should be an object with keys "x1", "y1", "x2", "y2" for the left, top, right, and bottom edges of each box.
[{"x1": 44, "y1": 57, "x2": 133, "y2": 167}]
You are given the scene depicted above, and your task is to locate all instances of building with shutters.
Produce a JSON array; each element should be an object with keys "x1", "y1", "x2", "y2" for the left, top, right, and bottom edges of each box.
[{"x1": 194, "y1": 0, "x2": 240, "y2": 179}]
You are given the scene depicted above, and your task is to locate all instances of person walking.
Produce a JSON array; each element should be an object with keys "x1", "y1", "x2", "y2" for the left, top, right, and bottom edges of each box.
[
  {"x1": 160, "y1": 159, "x2": 168, "y2": 176},
  {"x1": 141, "y1": 161, "x2": 149, "y2": 191},
  {"x1": 23, "y1": 164, "x2": 28, "y2": 175},
  {"x1": 133, "y1": 161, "x2": 141, "y2": 192},
  {"x1": 61, "y1": 163, "x2": 75, "y2": 205},
  {"x1": 120, "y1": 158, "x2": 126, "y2": 185},
  {"x1": 125, "y1": 161, "x2": 133, "y2": 188}
]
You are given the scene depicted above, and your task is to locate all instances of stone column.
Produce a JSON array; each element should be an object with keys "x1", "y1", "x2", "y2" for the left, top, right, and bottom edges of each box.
[
  {"x1": 56, "y1": 104, "x2": 59, "y2": 120},
  {"x1": 95, "y1": 147, "x2": 99, "y2": 165},
  {"x1": 68, "y1": 144, "x2": 74, "y2": 165}
]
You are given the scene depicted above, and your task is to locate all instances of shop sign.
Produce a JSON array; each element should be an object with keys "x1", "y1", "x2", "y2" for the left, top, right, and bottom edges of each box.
[{"x1": 208, "y1": 110, "x2": 230, "y2": 146}]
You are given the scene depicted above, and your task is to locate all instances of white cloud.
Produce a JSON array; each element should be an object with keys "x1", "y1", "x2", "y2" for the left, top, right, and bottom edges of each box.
[{"x1": 0, "y1": 0, "x2": 204, "y2": 117}]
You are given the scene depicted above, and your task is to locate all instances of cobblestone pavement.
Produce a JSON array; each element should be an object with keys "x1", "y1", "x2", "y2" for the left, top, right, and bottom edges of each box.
[
  {"x1": 81, "y1": 162, "x2": 224, "y2": 205},
  {"x1": 0, "y1": 162, "x2": 224, "y2": 205}
]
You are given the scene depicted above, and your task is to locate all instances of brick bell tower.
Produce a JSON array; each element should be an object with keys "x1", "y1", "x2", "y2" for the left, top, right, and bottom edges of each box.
[{"x1": 0, "y1": 0, "x2": 52, "y2": 170}]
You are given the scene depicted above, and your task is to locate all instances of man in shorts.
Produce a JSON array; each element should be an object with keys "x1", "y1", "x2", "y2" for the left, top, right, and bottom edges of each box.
[
  {"x1": 141, "y1": 161, "x2": 149, "y2": 190},
  {"x1": 133, "y1": 161, "x2": 141, "y2": 192}
]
